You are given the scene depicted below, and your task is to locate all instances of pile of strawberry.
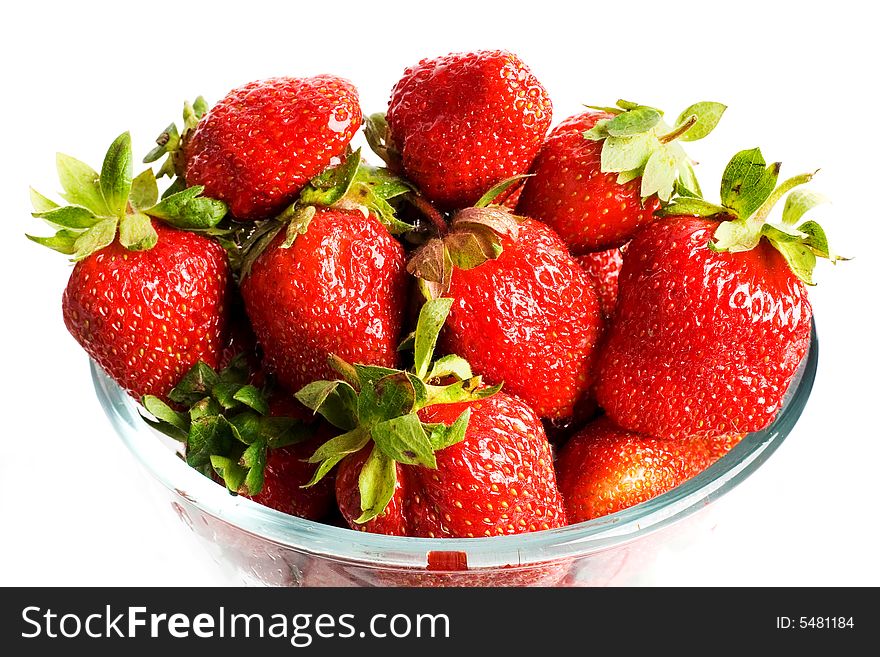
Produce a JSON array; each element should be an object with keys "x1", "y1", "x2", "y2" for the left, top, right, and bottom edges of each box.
[{"x1": 29, "y1": 50, "x2": 840, "y2": 538}]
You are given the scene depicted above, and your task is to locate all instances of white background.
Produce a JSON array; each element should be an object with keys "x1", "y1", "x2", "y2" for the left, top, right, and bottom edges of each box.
[{"x1": 1, "y1": 0, "x2": 877, "y2": 586}]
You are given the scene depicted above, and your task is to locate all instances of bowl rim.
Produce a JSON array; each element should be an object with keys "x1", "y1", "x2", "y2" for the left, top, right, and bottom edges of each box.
[{"x1": 92, "y1": 325, "x2": 817, "y2": 570}]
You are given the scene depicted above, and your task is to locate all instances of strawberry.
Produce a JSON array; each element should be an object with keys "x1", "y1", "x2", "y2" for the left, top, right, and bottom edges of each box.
[
  {"x1": 556, "y1": 417, "x2": 744, "y2": 523},
  {"x1": 28, "y1": 133, "x2": 231, "y2": 402},
  {"x1": 239, "y1": 151, "x2": 411, "y2": 394},
  {"x1": 142, "y1": 357, "x2": 331, "y2": 521},
  {"x1": 297, "y1": 298, "x2": 566, "y2": 538},
  {"x1": 337, "y1": 392, "x2": 566, "y2": 537},
  {"x1": 576, "y1": 246, "x2": 625, "y2": 318},
  {"x1": 595, "y1": 148, "x2": 842, "y2": 440},
  {"x1": 517, "y1": 100, "x2": 726, "y2": 253},
  {"x1": 183, "y1": 76, "x2": 362, "y2": 220},
  {"x1": 409, "y1": 207, "x2": 604, "y2": 420},
  {"x1": 249, "y1": 395, "x2": 335, "y2": 521},
  {"x1": 378, "y1": 50, "x2": 552, "y2": 210}
]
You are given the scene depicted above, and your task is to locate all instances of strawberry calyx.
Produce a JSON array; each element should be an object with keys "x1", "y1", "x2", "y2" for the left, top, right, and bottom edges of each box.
[
  {"x1": 295, "y1": 298, "x2": 501, "y2": 523},
  {"x1": 140, "y1": 354, "x2": 314, "y2": 496},
  {"x1": 28, "y1": 132, "x2": 228, "y2": 261},
  {"x1": 582, "y1": 99, "x2": 727, "y2": 202},
  {"x1": 238, "y1": 148, "x2": 413, "y2": 278},
  {"x1": 406, "y1": 176, "x2": 527, "y2": 299},
  {"x1": 143, "y1": 96, "x2": 209, "y2": 195},
  {"x1": 661, "y1": 147, "x2": 846, "y2": 284}
]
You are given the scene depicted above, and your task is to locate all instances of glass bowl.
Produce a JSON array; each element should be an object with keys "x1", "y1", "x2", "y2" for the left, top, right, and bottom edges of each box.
[{"x1": 91, "y1": 326, "x2": 818, "y2": 586}]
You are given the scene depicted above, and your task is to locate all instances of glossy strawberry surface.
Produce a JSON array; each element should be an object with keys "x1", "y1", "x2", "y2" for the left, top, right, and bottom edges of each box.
[
  {"x1": 241, "y1": 208, "x2": 407, "y2": 393},
  {"x1": 556, "y1": 416, "x2": 743, "y2": 523},
  {"x1": 441, "y1": 219, "x2": 604, "y2": 419},
  {"x1": 387, "y1": 50, "x2": 551, "y2": 210},
  {"x1": 576, "y1": 246, "x2": 625, "y2": 319},
  {"x1": 336, "y1": 392, "x2": 566, "y2": 538},
  {"x1": 516, "y1": 111, "x2": 660, "y2": 253},
  {"x1": 595, "y1": 216, "x2": 812, "y2": 440},
  {"x1": 62, "y1": 220, "x2": 230, "y2": 401},
  {"x1": 185, "y1": 76, "x2": 361, "y2": 220}
]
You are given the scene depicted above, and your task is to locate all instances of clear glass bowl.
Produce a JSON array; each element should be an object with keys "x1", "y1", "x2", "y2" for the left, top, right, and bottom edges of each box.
[{"x1": 92, "y1": 326, "x2": 817, "y2": 586}]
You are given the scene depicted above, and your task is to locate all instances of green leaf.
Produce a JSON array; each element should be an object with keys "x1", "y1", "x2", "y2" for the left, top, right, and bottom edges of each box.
[
  {"x1": 299, "y1": 149, "x2": 361, "y2": 207},
  {"x1": 143, "y1": 123, "x2": 178, "y2": 164},
  {"x1": 425, "y1": 408, "x2": 471, "y2": 451},
  {"x1": 676, "y1": 102, "x2": 726, "y2": 142},
  {"x1": 232, "y1": 385, "x2": 269, "y2": 415},
  {"x1": 352, "y1": 364, "x2": 400, "y2": 387},
  {"x1": 770, "y1": 240, "x2": 817, "y2": 286},
  {"x1": 616, "y1": 169, "x2": 641, "y2": 185},
  {"x1": 295, "y1": 380, "x2": 359, "y2": 431},
  {"x1": 71, "y1": 217, "x2": 118, "y2": 261},
  {"x1": 100, "y1": 132, "x2": 133, "y2": 218},
  {"x1": 425, "y1": 379, "x2": 502, "y2": 406},
  {"x1": 227, "y1": 410, "x2": 262, "y2": 444},
  {"x1": 130, "y1": 169, "x2": 159, "y2": 210},
  {"x1": 711, "y1": 218, "x2": 760, "y2": 253},
  {"x1": 145, "y1": 186, "x2": 227, "y2": 229},
  {"x1": 474, "y1": 174, "x2": 532, "y2": 208},
  {"x1": 720, "y1": 148, "x2": 780, "y2": 219},
  {"x1": 357, "y1": 373, "x2": 417, "y2": 427},
  {"x1": 241, "y1": 440, "x2": 268, "y2": 495},
  {"x1": 444, "y1": 230, "x2": 501, "y2": 270},
  {"x1": 211, "y1": 381, "x2": 244, "y2": 410},
  {"x1": 188, "y1": 396, "x2": 223, "y2": 422},
  {"x1": 118, "y1": 212, "x2": 158, "y2": 251},
  {"x1": 258, "y1": 416, "x2": 313, "y2": 449},
  {"x1": 605, "y1": 106, "x2": 662, "y2": 137},
  {"x1": 210, "y1": 455, "x2": 247, "y2": 492},
  {"x1": 186, "y1": 415, "x2": 235, "y2": 468},
  {"x1": 279, "y1": 205, "x2": 317, "y2": 248},
  {"x1": 371, "y1": 413, "x2": 436, "y2": 468},
  {"x1": 26, "y1": 229, "x2": 80, "y2": 255},
  {"x1": 169, "y1": 361, "x2": 220, "y2": 406},
  {"x1": 29, "y1": 188, "x2": 59, "y2": 213},
  {"x1": 32, "y1": 205, "x2": 99, "y2": 230},
  {"x1": 659, "y1": 197, "x2": 727, "y2": 218},
  {"x1": 601, "y1": 134, "x2": 655, "y2": 173},
  {"x1": 677, "y1": 159, "x2": 703, "y2": 198},
  {"x1": 328, "y1": 354, "x2": 361, "y2": 388},
  {"x1": 142, "y1": 395, "x2": 189, "y2": 435},
  {"x1": 640, "y1": 146, "x2": 678, "y2": 202},
  {"x1": 582, "y1": 119, "x2": 611, "y2": 141},
  {"x1": 303, "y1": 427, "x2": 370, "y2": 486},
  {"x1": 427, "y1": 354, "x2": 472, "y2": 382},
  {"x1": 782, "y1": 189, "x2": 827, "y2": 226},
  {"x1": 355, "y1": 444, "x2": 398, "y2": 524},
  {"x1": 56, "y1": 153, "x2": 110, "y2": 216},
  {"x1": 414, "y1": 297, "x2": 454, "y2": 380},
  {"x1": 192, "y1": 96, "x2": 209, "y2": 120}
]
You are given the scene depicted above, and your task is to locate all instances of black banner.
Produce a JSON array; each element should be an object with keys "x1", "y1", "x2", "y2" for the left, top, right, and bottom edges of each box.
[{"x1": 1, "y1": 587, "x2": 871, "y2": 654}]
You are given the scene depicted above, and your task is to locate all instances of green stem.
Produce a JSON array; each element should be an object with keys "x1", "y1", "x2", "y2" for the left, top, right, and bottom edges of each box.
[
  {"x1": 750, "y1": 171, "x2": 817, "y2": 226},
  {"x1": 659, "y1": 114, "x2": 698, "y2": 144}
]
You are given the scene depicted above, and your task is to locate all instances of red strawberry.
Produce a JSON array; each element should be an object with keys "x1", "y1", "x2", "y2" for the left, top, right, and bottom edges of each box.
[
  {"x1": 556, "y1": 416, "x2": 744, "y2": 523},
  {"x1": 249, "y1": 395, "x2": 335, "y2": 521},
  {"x1": 517, "y1": 100, "x2": 726, "y2": 253},
  {"x1": 241, "y1": 207, "x2": 407, "y2": 393},
  {"x1": 576, "y1": 246, "x2": 625, "y2": 318},
  {"x1": 595, "y1": 148, "x2": 840, "y2": 440},
  {"x1": 336, "y1": 392, "x2": 566, "y2": 538},
  {"x1": 184, "y1": 76, "x2": 362, "y2": 220},
  {"x1": 439, "y1": 216, "x2": 604, "y2": 420},
  {"x1": 383, "y1": 50, "x2": 552, "y2": 210},
  {"x1": 29, "y1": 133, "x2": 231, "y2": 402}
]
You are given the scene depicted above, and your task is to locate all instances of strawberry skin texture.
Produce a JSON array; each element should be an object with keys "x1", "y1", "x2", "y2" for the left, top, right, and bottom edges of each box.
[
  {"x1": 336, "y1": 392, "x2": 567, "y2": 537},
  {"x1": 516, "y1": 111, "x2": 660, "y2": 253},
  {"x1": 387, "y1": 50, "x2": 551, "y2": 210},
  {"x1": 576, "y1": 246, "x2": 625, "y2": 318},
  {"x1": 595, "y1": 216, "x2": 812, "y2": 440},
  {"x1": 62, "y1": 220, "x2": 230, "y2": 401},
  {"x1": 251, "y1": 435, "x2": 335, "y2": 521},
  {"x1": 241, "y1": 208, "x2": 407, "y2": 393},
  {"x1": 441, "y1": 219, "x2": 604, "y2": 419},
  {"x1": 556, "y1": 417, "x2": 743, "y2": 523},
  {"x1": 185, "y1": 76, "x2": 362, "y2": 220}
]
